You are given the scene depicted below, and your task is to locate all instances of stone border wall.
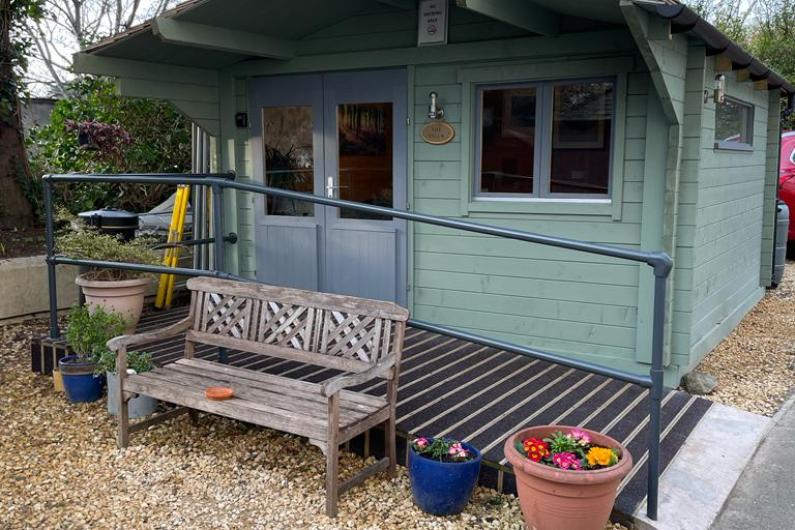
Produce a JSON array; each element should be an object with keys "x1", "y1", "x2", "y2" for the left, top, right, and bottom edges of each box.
[{"x1": 0, "y1": 256, "x2": 79, "y2": 322}]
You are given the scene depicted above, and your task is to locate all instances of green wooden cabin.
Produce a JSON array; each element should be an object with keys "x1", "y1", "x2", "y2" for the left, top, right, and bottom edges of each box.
[{"x1": 73, "y1": 0, "x2": 795, "y2": 386}]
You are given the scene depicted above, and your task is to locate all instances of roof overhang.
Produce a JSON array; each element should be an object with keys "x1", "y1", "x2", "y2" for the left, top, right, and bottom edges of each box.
[
  {"x1": 75, "y1": 0, "x2": 794, "y2": 102},
  {"x1": 647, "y1": 1, "x2": 794, "y2": 97}
]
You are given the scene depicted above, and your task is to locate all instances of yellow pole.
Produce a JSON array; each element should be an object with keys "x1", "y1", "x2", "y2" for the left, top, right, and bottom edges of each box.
[
  {"x1": 155, "y1": 186, "x2": 185, "y2": 309},
  {"x1": 164, "y1": 186, "x2": 190, "y2": 308}
]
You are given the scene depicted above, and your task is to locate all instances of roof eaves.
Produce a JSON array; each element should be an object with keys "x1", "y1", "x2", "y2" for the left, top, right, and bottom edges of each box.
[
  {"x1": 647, "y1": 1, "x2": 794, "y2": 96},
  {"x1": 81, "y1": 0, "x2": 209, "y2": 54}
]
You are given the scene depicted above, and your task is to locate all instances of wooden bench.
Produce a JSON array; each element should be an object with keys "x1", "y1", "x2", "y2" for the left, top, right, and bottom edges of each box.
[{"x1": 107, "y1": 277, "x2": 409, "y2": 517}]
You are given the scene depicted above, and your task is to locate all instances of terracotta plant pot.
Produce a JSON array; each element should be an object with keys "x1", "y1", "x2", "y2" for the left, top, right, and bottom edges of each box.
[
  {"x1": 503, "y1": 426, "x2": 632, "y2": 530},
  {"x1": 75, "y1": 274, "x2": 151, "y2": 332}
]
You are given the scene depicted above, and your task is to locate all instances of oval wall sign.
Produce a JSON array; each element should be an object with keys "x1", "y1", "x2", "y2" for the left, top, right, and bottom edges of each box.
[{"x1": 421, "y1": 121, "x2": 455, "y2": 145}]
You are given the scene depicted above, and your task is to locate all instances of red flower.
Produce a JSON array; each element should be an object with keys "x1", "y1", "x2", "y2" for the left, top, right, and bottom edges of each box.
[{"x1": 522, "y1": 437, "x2": 550, "y2": 462}]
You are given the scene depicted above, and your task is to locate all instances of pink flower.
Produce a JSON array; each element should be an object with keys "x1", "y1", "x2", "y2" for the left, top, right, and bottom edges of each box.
[
  {"x1": 414, "y1": 437, "x2": 429, "y2": 448},
  {"x1": 570, "y1": 429, "x2": 592, "y2": 445},
  {"x1": 552, "y1": 452, "x2": 581, "y2": 470},
  {"x1": 449, "y1": 442, "x2": 463, "y2": 455}
]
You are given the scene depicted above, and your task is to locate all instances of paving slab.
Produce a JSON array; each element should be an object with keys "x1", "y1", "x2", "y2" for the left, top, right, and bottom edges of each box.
[
  {"x1": 710, "y1": 394, "x2": 795, "y2": 530},
  {"x1": 632, "y1": 402, "x2": 771, "y2": 530}
]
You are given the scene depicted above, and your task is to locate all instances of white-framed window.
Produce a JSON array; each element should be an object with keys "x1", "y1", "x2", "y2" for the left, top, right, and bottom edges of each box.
[
  {"x1": 474, "y1": 77, "x2": 615, "y2": 200},
  {"x1": 714, "y1": 96, "x2": 754, "y2": 151}
]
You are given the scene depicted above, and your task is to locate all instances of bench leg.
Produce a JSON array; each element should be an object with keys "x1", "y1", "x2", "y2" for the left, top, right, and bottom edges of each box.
[
  {"x1": 326, "y1": 394, "x2": 340, "y2": 518},
  {"x1": 386, "y1": 412, "x2": 396, "y2": 477},
  {"x1": 386, "y1": 378, "x2": 398, "y2": 477},
  {"x1": 117, "y1": 393, "x2": 129, "y2": 449},
  {"x1": 188, "y1": 409, "x2": 200, "y2": 425}
]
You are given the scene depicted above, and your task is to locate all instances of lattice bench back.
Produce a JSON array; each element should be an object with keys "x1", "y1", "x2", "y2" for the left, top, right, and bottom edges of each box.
[{"x1": 185, "y1": 277, "x2": 410, "y2": 373}]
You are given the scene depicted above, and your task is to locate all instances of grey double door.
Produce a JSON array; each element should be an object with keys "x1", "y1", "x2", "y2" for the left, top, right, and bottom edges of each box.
[{"x1": 250, "y1": 69, "x2": 407, "y2": 304}]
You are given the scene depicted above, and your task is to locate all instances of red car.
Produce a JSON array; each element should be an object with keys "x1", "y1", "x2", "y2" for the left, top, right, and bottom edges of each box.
[{"x1": 778, "y1": 131, "x2": 795, "y2": 240}]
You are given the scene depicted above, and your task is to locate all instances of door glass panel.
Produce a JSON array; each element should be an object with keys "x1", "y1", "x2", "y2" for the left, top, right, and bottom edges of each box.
[
  {"x1": 336, "y1": 102, "x2": 393, "y2": 220},
  {"x1": 262, "y1": 105, "x2": 314, "y2": 216}
]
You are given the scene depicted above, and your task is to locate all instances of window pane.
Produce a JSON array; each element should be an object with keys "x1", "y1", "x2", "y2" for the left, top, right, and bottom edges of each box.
[
  {"x1": 715, "y1": 98, "x2": 753, "y2": 146},
  {"x1": 479, "y1": 87, "x2": 536, "y2": 194},
  {"x1": 337, "y1": 102, "x2": 393, "y2": 220},
  {"x1": 550, "y1": 81, "x2": 613, "y2": 195},
  {"x1": 263, "y1": 105, "x2": 314, "y2": 216}
]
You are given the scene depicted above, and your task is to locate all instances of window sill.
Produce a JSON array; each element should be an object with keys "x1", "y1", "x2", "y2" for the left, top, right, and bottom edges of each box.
[
  {"x1": 467, "y1": 198, "x2": 614, "y2": 216},
  {"x1": 714, "y1": 141, "x2": 753, "y2": 152}
]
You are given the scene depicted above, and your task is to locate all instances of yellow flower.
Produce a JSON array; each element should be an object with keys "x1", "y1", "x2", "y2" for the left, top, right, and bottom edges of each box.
[{"x1": 586, "y1": 447, "x2": 616, "y2": 467}]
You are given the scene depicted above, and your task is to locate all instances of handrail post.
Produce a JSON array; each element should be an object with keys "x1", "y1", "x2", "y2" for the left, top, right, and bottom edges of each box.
[
  {"x1": 210, "y1": 181, "x2": 228, "y2": 364},
  {"x1": 43, "y1": 177, "x2": 60, "y2": 338},
  {"x1": 646, "y1": 264, "x2": 669, "y2": 520}
]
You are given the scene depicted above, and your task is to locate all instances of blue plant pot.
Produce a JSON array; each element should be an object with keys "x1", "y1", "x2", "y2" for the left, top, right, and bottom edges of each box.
[
  {"x1": 408, "y1": 440, "x2": 482, "y2": 516},
  {"x1": 59, "y1": 355, "x2": 104, "y2": 403}
]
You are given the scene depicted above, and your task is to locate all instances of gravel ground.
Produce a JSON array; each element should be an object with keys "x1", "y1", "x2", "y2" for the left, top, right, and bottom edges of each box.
[
  {"x1": 0, "y1": 319, "x2": 627, "y2": 530},
  {"x1": 696, "y1": 262, "x2": 795, "y2": 416}
]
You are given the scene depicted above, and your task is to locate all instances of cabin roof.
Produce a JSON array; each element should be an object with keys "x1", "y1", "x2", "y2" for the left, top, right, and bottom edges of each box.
[{"x1": 78, "y1": 0, "x2": 794, "y2": 95}]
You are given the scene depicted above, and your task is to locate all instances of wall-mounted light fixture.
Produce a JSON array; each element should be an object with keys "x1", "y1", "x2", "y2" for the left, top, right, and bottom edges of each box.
[
  {"x1": 704, "y1": 74, "x2": 727, "y2": 104},
  {"x1": 428, "y1": 91, "x2": 444, "y2": 120}
]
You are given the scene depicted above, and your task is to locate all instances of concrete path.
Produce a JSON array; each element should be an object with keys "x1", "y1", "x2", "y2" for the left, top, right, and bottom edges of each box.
[
  {"x1": 632, "y1": 402, "x2": 771, "y2": 530},
  {"x1": 711, "y1": 393, "x2": 795, "y2": 530}
]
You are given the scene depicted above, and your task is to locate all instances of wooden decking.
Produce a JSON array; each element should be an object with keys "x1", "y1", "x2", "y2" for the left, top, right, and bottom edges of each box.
[{"x1": 115, "y1": 305, "x2": 713, "y2": 516}]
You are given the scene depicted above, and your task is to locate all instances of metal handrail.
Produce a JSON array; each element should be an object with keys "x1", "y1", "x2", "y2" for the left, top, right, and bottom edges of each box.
[{"x1": 41, "y1": 172, "x2": 670, "y2": 520}]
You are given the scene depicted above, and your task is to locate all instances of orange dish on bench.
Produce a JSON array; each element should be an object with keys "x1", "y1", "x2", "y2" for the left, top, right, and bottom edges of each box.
[{"x1": 205, "y1": 386, "x2": 234, "y2": 400}]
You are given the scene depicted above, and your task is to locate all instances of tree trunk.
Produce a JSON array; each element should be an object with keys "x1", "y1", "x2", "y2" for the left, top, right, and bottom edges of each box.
[{"x1": 0, "y1": 0, "x2": 36, "y2": 229}]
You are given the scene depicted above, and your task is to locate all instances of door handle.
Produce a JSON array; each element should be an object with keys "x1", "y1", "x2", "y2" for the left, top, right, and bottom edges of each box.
[
  {"x1": 326, "y1": 176, "x2": 336, "y2": 198},
  {"x1": 325, "y1": 176, "x2": 348, "y2": 198}
]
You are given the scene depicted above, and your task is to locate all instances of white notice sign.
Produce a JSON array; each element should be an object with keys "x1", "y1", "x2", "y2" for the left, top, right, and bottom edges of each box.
[{"x1": 417, "y1": 0, "x2": 448, "y2": 46}]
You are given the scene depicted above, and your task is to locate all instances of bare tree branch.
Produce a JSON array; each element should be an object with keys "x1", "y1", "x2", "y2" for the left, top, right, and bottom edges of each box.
[{"x1": 24, "y1": 0, "x2": 178, "y2": 95}]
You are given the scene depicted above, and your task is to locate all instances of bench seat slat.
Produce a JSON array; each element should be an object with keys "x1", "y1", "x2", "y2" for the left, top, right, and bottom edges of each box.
[
  {"x1": 174, "y1": 358, "x2": 386, "y2": 409},
  {"x1": 144, "y1": 366, "x2": 378, "y2": 422},
  {"x1": 163, "y1": 364, "x2": 380, "y2": 417},
  {"x1": 125, "y1": 375, "x2": 329, "y2": 440}
]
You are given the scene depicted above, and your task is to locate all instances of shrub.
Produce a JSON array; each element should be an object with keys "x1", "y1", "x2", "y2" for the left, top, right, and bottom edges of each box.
[
  {"x1": 56, "y1": 229, "x2": 160, "y2": 281},
  {"x1": 65, "y1": 305, "x2": 127, "y2": 359},
  {"x1": 95, "y1": 349, "x2": 153, "y2": 375},
  {"x1": 27, "y1": 76, "x2": 191, "y2": 217}
]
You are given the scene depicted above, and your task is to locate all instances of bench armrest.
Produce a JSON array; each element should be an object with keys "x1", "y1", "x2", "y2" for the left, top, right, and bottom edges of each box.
[
  {"x1": 106, "y1": 316, "x2": 193, "y2": 352},
  {"x1": 320, "y1": 355, "x2": 398, "y2": 397}
]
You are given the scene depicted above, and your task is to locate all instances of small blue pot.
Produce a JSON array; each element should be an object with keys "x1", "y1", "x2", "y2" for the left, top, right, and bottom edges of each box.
[
  {"x1": 408, "y1": 439, "x2": 482, "y2": 516},
  {"x1": 59, "y1": 355, "x2": 104, "y2": 403}
]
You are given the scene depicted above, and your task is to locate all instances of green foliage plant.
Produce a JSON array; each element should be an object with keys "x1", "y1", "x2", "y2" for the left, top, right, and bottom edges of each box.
[
  {"x1": 65, "y1": 305, "x2": 127, "y2": 361},
  {"x1": 410, "y1": 437, "x2": 474, "y2": 463},
  {"x1": 95, "y1": 349, "x2": 152, "y2": 376},
  {"x1": 27, "y1": 76, "x2": 191, "y2": 216},
  {"x1": 56, "y1": 229, "x2": 160, "y2": 281}
]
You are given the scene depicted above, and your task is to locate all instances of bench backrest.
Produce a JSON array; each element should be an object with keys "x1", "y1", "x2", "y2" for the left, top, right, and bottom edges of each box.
[{"x1": 185, "y1": 277, "x2": 410, "y2": 373}]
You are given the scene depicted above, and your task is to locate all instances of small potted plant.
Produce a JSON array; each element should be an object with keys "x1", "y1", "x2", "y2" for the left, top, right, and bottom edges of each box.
[
  {"x1": 57, "y1": 229, "x2": 159, "y2": 331},
  {"x1": 503, "y1": 426, "x2": 633, "y2": 530},
  {"x1": 60, "y1": 305, "x2": 127, "y2": 403},
  {"x1": 408, "y1": 437, "x2": 482, "y2": 516},
  {"x1": 96, "y1": 348, "x2": 158, "y2": 418}
]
